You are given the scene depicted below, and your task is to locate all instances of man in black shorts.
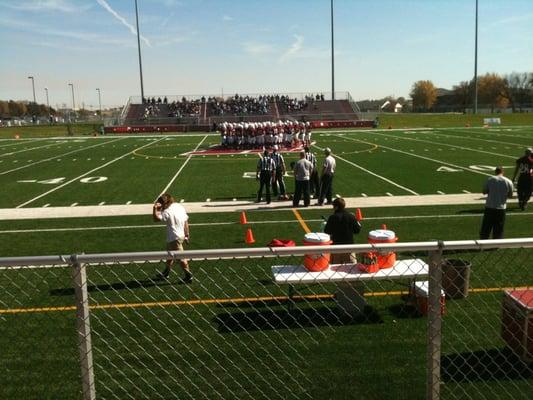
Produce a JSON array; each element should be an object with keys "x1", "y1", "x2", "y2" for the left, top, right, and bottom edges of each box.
[{"x1": 511, "y1": 148, "x2": 533, "y2": 211}]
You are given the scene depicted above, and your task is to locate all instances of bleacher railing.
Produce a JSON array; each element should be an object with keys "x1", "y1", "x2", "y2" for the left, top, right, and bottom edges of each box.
[
  {"x1": 1, "y1": 239, "x2": 532, "y2": 399},
  {"x1": 128, "y1": 92, "x2": 353, "y2": 105}
]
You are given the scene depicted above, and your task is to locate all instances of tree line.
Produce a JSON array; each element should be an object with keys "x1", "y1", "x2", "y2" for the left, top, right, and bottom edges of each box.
[
  {"x1": 410, "y1": 72, "x2": 533, "y2": 112},
  {"x1": 0, "y1": 100, "x2": 56, "y2": 118}
]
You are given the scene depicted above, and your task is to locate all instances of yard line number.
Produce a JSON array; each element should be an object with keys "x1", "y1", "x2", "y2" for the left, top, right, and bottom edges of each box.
[{"x1": 17, "y1": 176, "x2": 108, "y2": 184}]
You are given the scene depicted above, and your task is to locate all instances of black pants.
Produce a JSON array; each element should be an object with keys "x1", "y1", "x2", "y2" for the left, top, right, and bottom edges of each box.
[
  {"x1": 517, "y1": 175, "x2": 532, "y2": 208},
  {"x1": 257, "y1": 171, "x2": 272, "y2": 203},
  {"x1": 309, "y1": 170, "x2": 319, "y2": 196},
  {"x1": 479, "y1": 208, "x2": 506, "y2": 239},
  {"x1": 272, "y1": 170, "x2": 286, "y2": 197},
  {"x1": 293, "y1": 180, "x2": 310, "y2": 207},
  {"x1": 318, "y1": 174, "x2": 334, "y2": 205}
]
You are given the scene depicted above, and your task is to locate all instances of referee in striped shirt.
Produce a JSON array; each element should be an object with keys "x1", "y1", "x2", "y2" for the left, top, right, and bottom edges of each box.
[
  {"x1": 256, "y1": 150, "x2": 276, "y2": 204},
  {"x1": 271, "y1": 145, "x2": 287, "y2": 200}
]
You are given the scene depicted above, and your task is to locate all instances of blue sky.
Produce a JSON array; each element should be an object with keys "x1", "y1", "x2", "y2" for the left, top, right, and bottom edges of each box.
[{"x1": 1, "y1": 0, "x2": 532, "y2": 108}]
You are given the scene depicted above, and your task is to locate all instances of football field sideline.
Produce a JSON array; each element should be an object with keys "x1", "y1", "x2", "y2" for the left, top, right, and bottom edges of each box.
[{"x1": 0, "y1": 193, "x2": 488, "y2": 220}]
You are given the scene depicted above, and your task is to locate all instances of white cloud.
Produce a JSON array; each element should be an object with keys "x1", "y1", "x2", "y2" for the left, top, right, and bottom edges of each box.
[
  {"x1": 279, "y1": 34, "x2": 304, "y2": 62},
  {"x1": 95, "y1": 0, "x2": 151, "y2": 47},
  {"x1": 491, "y1": 12, "x2": 533, "y2": 27},
  {"x1": 222, "y1": 15, "x2": 233, "y2": 21},
  {"x1": 243, "y1": 42, "x2": 275, "y2": 56},
  {"x1": 3, "y1": 0, "x2": 88, "y2": 13}
]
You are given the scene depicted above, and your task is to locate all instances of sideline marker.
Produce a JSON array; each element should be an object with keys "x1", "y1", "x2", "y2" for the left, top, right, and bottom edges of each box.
[
  {"x1": 355, "y1": 208, "x2": 363, "y2": 221},
  {"x1": 240, "y1": 211, "x2": 248, "y2": 225},
  {"x1": 245, "y1": 228, "x2": 255, "y2": 244}
]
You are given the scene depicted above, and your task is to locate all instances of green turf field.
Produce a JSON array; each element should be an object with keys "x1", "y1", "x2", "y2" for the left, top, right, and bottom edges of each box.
[
  {"x1": 0, "y1": 125, "x2": 532, "y2": 208},
  {"x1": 1, "y1": 123, "x2": 532, "y2": 399}
]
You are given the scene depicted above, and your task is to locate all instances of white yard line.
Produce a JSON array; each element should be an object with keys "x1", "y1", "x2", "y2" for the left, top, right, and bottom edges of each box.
[
  {"x1": 313, "y1": 141, "x2": 419, "y2": 195},
  {"x1": 337, "y1": 135, "x2": 491, "y2": 177},
  {"x1": 1, "y1": 211, "x2": 531, "y2": 235},
  {"x1": 423, "y1": 130, "x2": 527, "y2": 149},
  {"x1": 0, "y1": 137, "x2": 127, "y2": 176},
  {"x1": 16, "y1": 137, "x2": 167, "y2": 208},
  {"x1": 0, "y1": 138, "x2": 50, "y2": 149},
  {"x1": 157, "y1": 135, "x2": 208, "y2": 199},
  {"x1": 373, "y1": 131, "x2": 517, "y2": 159},
  {"x1": 0, "y1": 141, "x2": 64, "y2": 158}
]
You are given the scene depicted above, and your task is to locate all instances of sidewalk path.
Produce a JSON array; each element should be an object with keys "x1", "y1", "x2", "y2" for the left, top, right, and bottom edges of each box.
[{"x1": 0, "y1": 193, "x2": 487, "y2": 221}]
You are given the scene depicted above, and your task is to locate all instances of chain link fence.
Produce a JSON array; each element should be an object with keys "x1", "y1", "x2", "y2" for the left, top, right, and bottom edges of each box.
[{"x1": 1, "y1": 240, "x2": 531, "y2": 400}]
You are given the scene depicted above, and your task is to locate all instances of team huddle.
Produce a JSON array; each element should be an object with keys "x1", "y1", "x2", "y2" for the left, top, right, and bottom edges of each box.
[{"x1": 218, "y1": 120, "x2": 312, "y2": 149}]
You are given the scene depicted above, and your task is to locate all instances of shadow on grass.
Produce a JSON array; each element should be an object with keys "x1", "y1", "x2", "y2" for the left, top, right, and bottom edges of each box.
[
  {"x1": 215, "y1": 305, "x2": 383, "y2": 333},
  {"x1": 441, "y1": 348, "x2": 532, "y2": 382},
  {"x1": 389, "y1": 302, "x2": 422, "y2": 319},
  {"x1": 49, "y1": 278, "x2": 174, "y2": 296}
]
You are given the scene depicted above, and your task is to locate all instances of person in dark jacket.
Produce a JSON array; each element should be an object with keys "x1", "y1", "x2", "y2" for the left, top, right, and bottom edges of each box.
[{"x1": 324, "y1": 197, "x2": 361, "y2": 264}]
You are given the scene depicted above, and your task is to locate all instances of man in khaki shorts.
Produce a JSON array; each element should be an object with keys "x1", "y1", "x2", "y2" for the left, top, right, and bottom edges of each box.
[{"x1": 153, "y1": 193, "x2": 193, "y2": 283}]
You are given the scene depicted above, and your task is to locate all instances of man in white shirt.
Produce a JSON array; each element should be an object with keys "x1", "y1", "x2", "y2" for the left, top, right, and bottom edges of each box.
[
  {"x1": 480, "y1": 166, "x2": 513, "y2": 239},
  {"x1": 317, "y1": 147, "x2": 336, "y2": 206},
  {"x1": 153, "y1": 193, "x2": 193, "y2": 282}
]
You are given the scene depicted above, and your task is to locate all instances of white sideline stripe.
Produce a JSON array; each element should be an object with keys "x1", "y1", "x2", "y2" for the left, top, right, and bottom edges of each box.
[
  {"x1": 314, "y1": 141, "x2": 419, "y2": 195},
  {"x1": 157, "y1": 135, "x2": 208, "y2": 199},
  {"x1": 99, "y1": 202, "x2": 106, "y2": 206},
  {"x1": 0, "y1": 141, "x2": 63, "y2": 158},
  {"x1": 386, "y1": 192, "x2": 393, "y2": 197},
  {"x1": 16, "y1": 137, "x2": 167, "y2": 208},
  {"x1": 0, "y1": 137, "x2": 126, "y2": 176},
  {"x1": 1, "y1": 211, "x2": 532, "y2": 235},
  {"x1": 70, "y1": 203, "x2": 78, "y2": 207},
  {"x1": 375, "y1": 131, "x2": 517, "y2": 159},
  {"x1": 338, "y1": 134, "x2": 491, "y2": 177},
  {"x1": 437, "y1": 191, "x2": 445, "y2": 195},
  {"x1": 462, "y1": 190, "x2": 471, "y2": 194}
]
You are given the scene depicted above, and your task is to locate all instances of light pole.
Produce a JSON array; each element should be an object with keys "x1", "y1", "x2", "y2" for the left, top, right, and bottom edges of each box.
[
  {"x1": 473, "y1": 0, "x2": 479, "y2": 114},
  {"x1": 68, "y1": 83, "x2": 75, "y2": 110},
  {"x1": 44, "y1": 87, "x2": 50, "y2": 109},
  {"x1": 96, "y1": 88, "x2": 103, "y2": 120},
  {"x1": 330, "y1": 0, "x2": 335, "y2": 100},
  {"x1": 28, "y1": 76, "x2": 36, "y2": 103},
  {"x1": 134, "y1": 0, "x2": 145, "y2": 101}
]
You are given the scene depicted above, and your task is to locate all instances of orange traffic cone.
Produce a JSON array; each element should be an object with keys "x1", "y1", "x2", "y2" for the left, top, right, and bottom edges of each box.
[
  {"x1": 355, "y1": 208, "x2": 363, "y2": 221},
  {"x1": 245, "y1": 228, "x2": 255, "y2": 244},
  {"x1": 240, "y1": 211, "x2": 247, "y2": 224},
  {"x1": 381, "y1": 224, "x2": 387, "y2": 230}
]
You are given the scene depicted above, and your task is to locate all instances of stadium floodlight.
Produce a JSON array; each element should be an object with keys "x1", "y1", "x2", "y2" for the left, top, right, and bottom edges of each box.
[
  {"x1": 68, "y1": 83, "x2": 75, "y2": 111},
  {"x1": 44, "y1": 87, "x2": 50, "y2": 109},
  {"x1": 27, "y1": 76, "x2": 36, "y2": 103},
  {"x1": 96, "y1": 88, "x2": 103, "y2": 120},
  {"x1": 134, "y1": 0, "x2": 145, "y2": 101},
  {"x1": 473, "y1": 0, "x2": 479, "y2": 114},
  {"x1": 330, "y1": 0, "x2": 335, "y2": 100}
]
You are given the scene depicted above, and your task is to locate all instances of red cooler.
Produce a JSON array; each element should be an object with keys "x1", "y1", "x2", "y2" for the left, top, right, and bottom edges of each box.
[
  {"x1": 303, "y1": 232, "x2": 332, "y2": 272},
  {"x1": 368, "y1": 229, "x2": 398, "y2": 269}
]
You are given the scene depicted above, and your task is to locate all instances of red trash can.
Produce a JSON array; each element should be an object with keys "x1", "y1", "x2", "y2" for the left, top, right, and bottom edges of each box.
[{"x1": 303, "y1": 232, "x2": 332, "y2": 272}]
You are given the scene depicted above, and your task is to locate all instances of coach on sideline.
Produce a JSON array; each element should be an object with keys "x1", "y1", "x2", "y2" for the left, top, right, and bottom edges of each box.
[{"x1": 479, "y1": 166, "x2": 513, "y2": 240}]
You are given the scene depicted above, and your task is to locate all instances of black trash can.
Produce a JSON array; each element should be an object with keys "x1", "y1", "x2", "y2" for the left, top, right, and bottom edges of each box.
[{"x1": 442, "y1": 259, "x2": 471, "y2": 299}]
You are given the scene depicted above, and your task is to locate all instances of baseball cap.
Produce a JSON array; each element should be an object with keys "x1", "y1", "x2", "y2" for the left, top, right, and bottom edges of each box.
[
  {"x1": 324, "y1": 147, "x2": 331, "y2": 154},
  {"x1": 526, "y1": 148, "x2": 533, "y2": 155}
]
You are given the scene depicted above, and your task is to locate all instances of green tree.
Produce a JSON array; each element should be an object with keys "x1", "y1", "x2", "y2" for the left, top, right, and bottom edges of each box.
[
  {"x1": 478, "y1": 73, "x2": 508, "y2": 112},
  {"x1": 410, "y1": 80, "x2": 437, "y2": 111}
]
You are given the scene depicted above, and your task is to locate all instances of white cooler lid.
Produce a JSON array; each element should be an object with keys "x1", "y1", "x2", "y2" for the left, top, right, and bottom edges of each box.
[
  {"x1": 304, "y1": 232, "x2": 331, "y2": 243},
  {"x1": 368, "y1": 229, "x2": 396, "y2": 240}
]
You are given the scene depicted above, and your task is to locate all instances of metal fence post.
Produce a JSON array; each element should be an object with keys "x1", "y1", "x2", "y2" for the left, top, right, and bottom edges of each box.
[
  {"x1": 427, "y1": 242, "x2": 444, "y2": 400},
  {"x1": 72, "y1": 255, "x2": 96, "y2": 400}
]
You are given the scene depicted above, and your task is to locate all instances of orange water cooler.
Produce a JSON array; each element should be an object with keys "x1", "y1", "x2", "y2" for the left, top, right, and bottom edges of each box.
[
  {"x1": 303, "y1": 232, "x2": 332, "y2": 272},
  {"x1": 367, "y1": 228, "x2": 398, "y2": 269}
]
